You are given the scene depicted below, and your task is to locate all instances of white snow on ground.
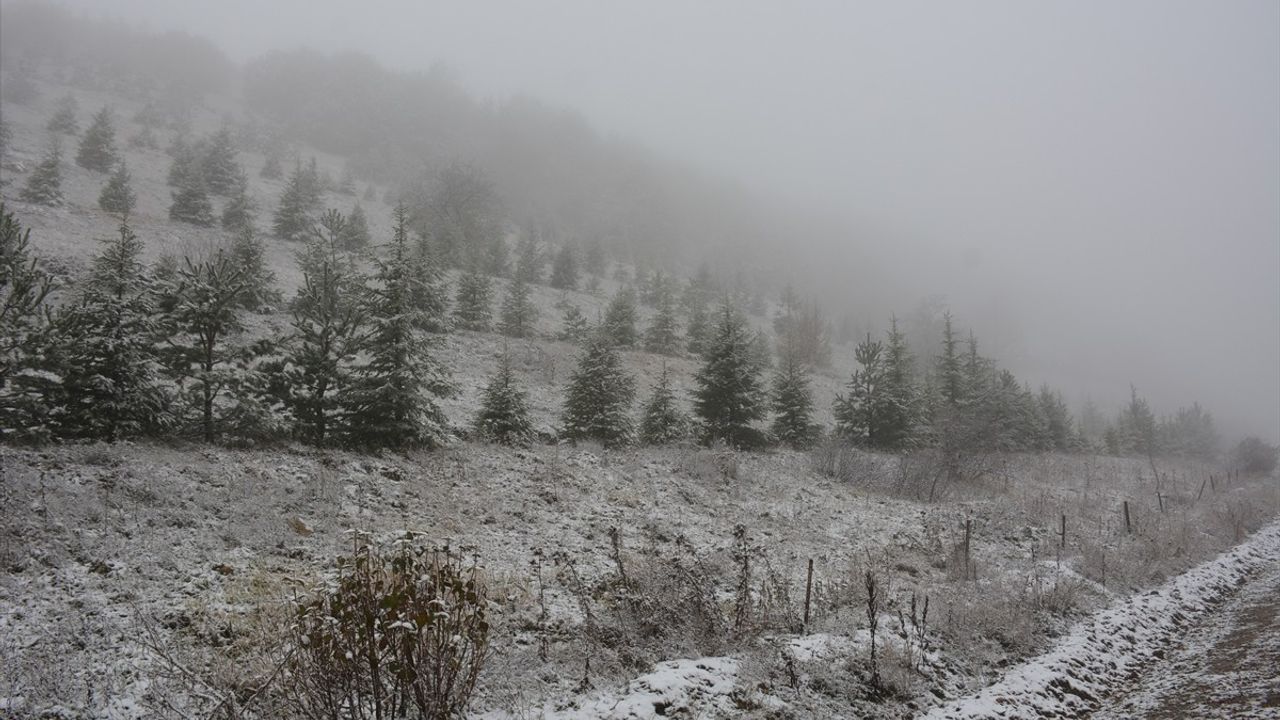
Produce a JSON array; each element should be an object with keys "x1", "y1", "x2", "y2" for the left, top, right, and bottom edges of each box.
[
  {"x1": 478, "y1": 657, "x2": 744, "y2": 720},
  {"x1": 925, "y1": 520, "x2": 1280, "y2": 719}
]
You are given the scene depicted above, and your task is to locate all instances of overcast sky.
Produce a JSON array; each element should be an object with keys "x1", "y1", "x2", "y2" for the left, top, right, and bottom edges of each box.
[{"x1": 62, "y1": 0, "x2": 1280, "y2": 439}]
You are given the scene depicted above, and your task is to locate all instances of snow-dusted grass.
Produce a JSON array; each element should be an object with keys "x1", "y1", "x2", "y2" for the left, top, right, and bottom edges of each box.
[{"x1": 1, "y1": 442, "x2": 1274, "y2": 719}]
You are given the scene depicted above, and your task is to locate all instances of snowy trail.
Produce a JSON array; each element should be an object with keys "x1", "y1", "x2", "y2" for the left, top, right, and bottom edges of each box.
[
  {"x1": 924, "y1": 521, "x2": 1280, "y2": 720},
  {"x1": 1094, "y1": 557, "x2": 1280, "y2": 719}
]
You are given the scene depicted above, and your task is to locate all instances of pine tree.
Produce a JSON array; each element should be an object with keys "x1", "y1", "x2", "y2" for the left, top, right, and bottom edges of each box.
[
  {"x1": 0, "y1": 207, "x2": 55, "y2": 440},
  {"x1": 1125, "y1": 384, "x2": 1157, "y2": 458},
  {"x1": 640, "y1": 364, "x2": 688, "y2": 445},
  {"x1": 287, "y1": 222, "x2": 365, "y2": 446},
  {"x1": 229, "y1": 226, "x2": 279, "y2": 311},
  {"x1": 693, "y1": 304, "x2": 766, "y2": 447},
  {"x1": 549, "y1": 244, "x2": 579, "y2": 290},
  {"x1": 685, "y1": 300, "x2": 711, "y2": 356},
  {"x1": 339, "y1": 201, "x2": 372, "y2": 251},
  {"x1": 1038, "y1": 385, "x2": 1074, "y2": 452},
  {"x1": 201, "y1": 125, "x2": 240, "y2": 195},
  {"x1": 473, "y1": 351, "x2": 533, "y2": 445},
  {"x1": 221, "y1": 171, "x2": 257, "y2": 231},
  {"x1": 644, "y1": 283, "x2": 680, "y2": 354},
  {"x1": 407, "y1": 218, "x2": 450, "y2": 332},
  {"x1": 98, "y1": 161, "x2": 136, "y2": 216},
  {"x1": 51, "y1": 220, "x2": 167, "y2": 440},
  {"x1": 20, "y1": 141, "x2": 64, "y2": 206},
  {"x1": 169, "y1": 174, "x2": 216, "y2": 226},
  {"x1": 561, "y1": 333, "x2": 635, "y2": 447},
  {"x1": 771, "y1": 353, "x2": 818, "y2": 449},
  {"x1": 454, "y1": 267, "x2": 493, "y2": 331},
  {"x1": 163, "y1": 253, "x2": 249, "y2": 442},
  {"x1": 514, "y1": 230, "x2": 544, "y2": 284},
  {"x1": 602, "y1": 286, "x2": 639, "y2": 347},
  {"x1": 0, "y1": 205, "x2": 53, "y2": 387},
  {"x1": 47, "y1": 95, "x2": 79, "y2": 135},
  {"x1": 936, "y1": 311, "x2": 964, "y2": 407},
  {"x1": 344, "y1": 213, "x2": 454, "y2": 450},
  {"x1": 834, "y1": 334, "x2": 884, "y2": 445},
  {"x1": 557, "y1": 302, "x2": 590, "y2": 344},
  {"x1": 499, "y1": 276, "x2": 538, "y2": 338},
  {"x1": 273, "y1": 161, "x2": 321, "y2": 242},
  {"x1": 166, "y1": 135, "x2": 201, "y2": 188},
  {"x1": 877, "y1": 316, "x2": 920, "y2": 449},
  {"x1": 76, "y1": 107, "x2": 117, "y2": 172}
]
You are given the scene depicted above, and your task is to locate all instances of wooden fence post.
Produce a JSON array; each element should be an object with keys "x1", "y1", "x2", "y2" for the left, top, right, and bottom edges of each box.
[
  {"x1": 803, "y1": 558, "x2": 814, "y2": 634},
  {"x1": 1123, "y1": 501, "x2": 1132, "y2": 534},
  {"x1": 964, "y1": 518, "x2": 973, "y2": 580},
  {"x1": 1060, "y1": 513, "x2": 1067, "y2": 549}
]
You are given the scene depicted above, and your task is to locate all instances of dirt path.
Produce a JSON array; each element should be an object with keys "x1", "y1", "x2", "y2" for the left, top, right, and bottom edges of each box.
[{"x1": 1094, "y1": 558, "x2": 1280, "y2": 719}]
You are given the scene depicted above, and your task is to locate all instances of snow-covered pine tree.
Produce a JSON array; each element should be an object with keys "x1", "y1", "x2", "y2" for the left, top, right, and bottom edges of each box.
[
  {"x1": 833, "y1": 333, "x2": 884, "y2": 445},
  {"x1": 514, "y1": 230, "x2": 544, "y2": 285},
  {"x1": 692, "y1": 303, "x2": 766, "y2": 448},
  {"x1": 454, "y1": 266, "x2": 493, "y2": 331},
  {"x1": 499, "y1": 276, "x2": 538, "y2": 338},
  {"x1": 561, "y1": 332, "x2": 635, "y2": 447},
  {"x1": 163, "y1": 252, "x2": 250, "y2": 442},
  {"x1": 557, "y1": 301, "x2": 590, "y2": 344},
  {"x1": 76, "y1": 107, "x2": 117, "y2": 172},
  {"x1": 273, "y1": 161, "x2": 321, "y2": 242},
  {"x1": 169, "y1": 173, "x2": 216, "y2": 226},
  {"x1": 936, "y1": 311, "x2": 964, "y2": 408},
  {"x1": 771, "y1": 352, "x2": 818, "y2": 449},
  {"x1": 407, "y1": 217, "x2": 450, "y2": 333},
  {"x1": 473, "y1": 350, "x2": 533, "y2": 445},
  {"x1": 50, "y1": 219, "x2": 167, "y2": 440},
  {"x1": 644, "y1": 280, "x2": 680, "y2": 355},
  {"x1": 549, "y1": 243, "x2": 579, "y2": 290},
  {"x1": 201, "y1": 125, "x2": 240, "y2": 195},
  {"x1": 877, "y1": 316, "x2": 920, "y2": 449},
  {"x1": 20, "y1": 141, "x2": 64, "y2": 206},
  {"x1": 343, "y1": 207, "x2": 453, "y2": 450},
  {"x1": 47, "y1": 95, "x2": 79, "y2": 135},
  {"x1": 640, "y1": 363, "x2": 688, "y2": 445},
  {"x1": 0, "y1": 207, "x2": 55, "y2": 440},
  {"x1": 287, "y1": 221, "x2": 365, "y2": 446},
  {"x1": 98, "y1": 161, "x2": 136, "y2": 216},
  {"x1": 220, "y1": 171, "x2": 257, "y2": 231},
  {"x1": 339, "y1": 201, "x2": 371, "y2": 251},
  {"x1": 602, "y1": 286, "x2": 639, "y2": 347},
  {"x1": 685, "y1": 300, "x2": 711, "y2": 356},
  {"x1": 229, "y1": 226, "x2": 279, "y2": 311},
  {"x1": 166, "y1": 135, "x2": 200, "y2": 187}
]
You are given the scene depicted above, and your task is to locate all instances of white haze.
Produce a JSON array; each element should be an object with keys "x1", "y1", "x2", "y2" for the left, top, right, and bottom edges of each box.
[{"x1": 60, "y1": 0, "x2": 1280, "y2": 440}]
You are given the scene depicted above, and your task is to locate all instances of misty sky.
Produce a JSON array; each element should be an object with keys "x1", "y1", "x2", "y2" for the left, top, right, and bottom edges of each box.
[{"x1": 58, "y1": 0, "x2": 1280, "y2": 439}]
